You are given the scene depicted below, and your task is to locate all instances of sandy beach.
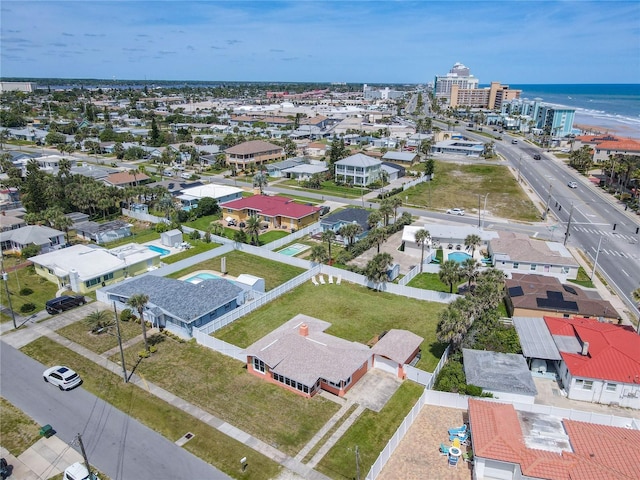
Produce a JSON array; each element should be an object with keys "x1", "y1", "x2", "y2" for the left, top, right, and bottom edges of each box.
[{"x1": 574, "y1": 121, "x2": 640, "y2": 140}]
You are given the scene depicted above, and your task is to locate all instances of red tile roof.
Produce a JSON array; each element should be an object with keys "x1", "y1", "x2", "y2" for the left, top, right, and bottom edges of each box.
[
  {"x1": 469, "y1": 399, "x2": 640, "y2": 480},
  {"x1": 544, "y1": 316, "x2": 640, "y2": 383},
  {"x1": 223, "y1": 195, "x2": 320, "y2": 219},
  {"x1": 595, "y1": 139, "x2": 640, "y2": 152}
]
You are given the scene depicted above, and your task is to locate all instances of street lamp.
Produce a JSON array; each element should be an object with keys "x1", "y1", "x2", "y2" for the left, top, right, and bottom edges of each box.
[{"x1": 590, "y1": 236, "x2": 607, "y2": 282}]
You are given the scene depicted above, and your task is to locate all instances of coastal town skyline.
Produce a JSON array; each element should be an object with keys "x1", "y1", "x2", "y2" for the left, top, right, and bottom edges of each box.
[{"x1": 1, "y1": 1, "x2": 639, "y2": 84}]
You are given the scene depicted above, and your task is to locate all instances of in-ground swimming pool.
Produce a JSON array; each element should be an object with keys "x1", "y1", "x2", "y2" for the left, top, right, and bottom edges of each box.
[
  {"x1": 278, "y1": 243, "x2": 310, "y2": 256},
  {"x1": 448, "y1": 251, "x2": 472, "y2": 264},
  {"x1": 185, "y1": 272, "x2": 222, "y2": 284},
  {"x1": 148, "y1": 245, "x2": 170, "y2": 256}
]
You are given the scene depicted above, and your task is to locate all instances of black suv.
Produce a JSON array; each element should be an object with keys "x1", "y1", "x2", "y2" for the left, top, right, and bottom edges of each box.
[
  {"x1": 46, "y1": 295, "x2": 86, "y2": 314},
  {"x1": 533, "y1": 154, "x2": 541, "y2": 160}
]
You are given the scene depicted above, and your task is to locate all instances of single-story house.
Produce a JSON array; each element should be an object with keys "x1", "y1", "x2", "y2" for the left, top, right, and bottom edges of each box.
[
  {"x1": 70, "y1": 164, "x2": 119, "y2": 181},
  {"x1": 74, "y1": 220, "x2": 132, "y2": 244},
  {"x1": 281, "y1": 163, "x2": 328, "y2": 180},
  {"x1": 222, "y1": 195, "x2": 321, "y2": 230},
  {"x1": 320, "y1": 208, "x2": 372, "y2": 245},
  {"x1": 505, "y1": 273, "x2": 619, "y2": 322},
  {"x1": 463, "y1": 349, "x2": 538, "y2": 404},
  {"x1": 381, "y1": 151, "x2": 419, "y2": 165},
  {"x1": 305, "y1": 142, "x2": 328, "y2": 157},
  {"x1": 0, "y1": 225, "x2": 65, "y2": 254},
  {"x1": 30, "y1": 243, "x2": 161, "y2": 294},
  {"x1": 401, "y1": 224, "x2": 499, "y2": 260},
  {"x1": 431, "y1": 139, "x2": 485, "y2": 157},
  {"x1": 0, "y1": 211, "x2": 26, "y2": 232},
  {"x1": 225, "y1": 140, "x2": 285, "y2": 170},
  {"x1": 243, "y1": 315, "x2": 422, "y2": 398},
  {"x1": 265, "y1": 158, "x2": 306, "y2": 178},
  {"x1": 177, "y1": 184, "x2": 243, "y2": 211},
  {"x1": 514, "y1": 316, "x2": 640, "y2": 409},
  {"x1": 104, "y1": 170, "x2": 151, "y2": 188},
  {"x1": 488, "y1": 231, "x2": 579, "y2": 281},
  {"x1": 97, "y1": 274, "x2": 245, "y2": 338},
  {"x1": 334, "y1": 153, "x2": 382, "y2": 186},
  {"x1": 468, "y1": 399, "x2": 640, "y2": 480}
]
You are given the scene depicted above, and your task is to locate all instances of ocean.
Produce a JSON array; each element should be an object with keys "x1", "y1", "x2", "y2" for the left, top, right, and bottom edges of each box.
[{"x1": 510, "y1": 84, "x2": 640, "y2": 139}]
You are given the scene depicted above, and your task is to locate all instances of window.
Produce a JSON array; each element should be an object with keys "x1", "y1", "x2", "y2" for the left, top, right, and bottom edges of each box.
[
  {"x1": 575, "y1": 379, "x2": 593, "y2": 390},
  {"x1": 530, "y1": 264, "x2": 537, "y2": 271},
  {"x1": 253, "y1": 358, "x2": 265, "y2": 373},
  {"x1": 85, "y1": 277, "x2": 101, "y2": 288},
  {"x1": 103, "y1": 272, "x2": 114, "y2": 281},
  {"x1": 513, "y1": 262, "x2": 519, "y2": 269},
  {"x1": 562, "y1": 266, "x2": 570, "y2": 274},
  {"x1": 606, "y1": 383, "x2": 617, "y2": 392}
]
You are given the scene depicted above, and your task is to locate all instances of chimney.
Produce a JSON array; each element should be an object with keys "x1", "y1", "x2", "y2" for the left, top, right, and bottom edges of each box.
[
  {"x1": 299, "y1": 324, "x2": 309, "y2": 337},
  {"x1": 581, "y1": 341, "x2": 589, "y2": 356}
]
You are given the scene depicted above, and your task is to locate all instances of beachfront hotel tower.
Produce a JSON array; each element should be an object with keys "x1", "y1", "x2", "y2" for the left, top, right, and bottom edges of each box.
[{"x1": 434, "y1": 62, "x2": 479, "y2": 99}]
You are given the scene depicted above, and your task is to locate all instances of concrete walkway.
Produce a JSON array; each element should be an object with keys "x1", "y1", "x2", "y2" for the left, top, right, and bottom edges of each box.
[
  {"x1": 1, "y1": 308, "x2": 331, "y2": 480},
  {"x1": 0, "y1": 436, "x2": 84, "y2": 480}
]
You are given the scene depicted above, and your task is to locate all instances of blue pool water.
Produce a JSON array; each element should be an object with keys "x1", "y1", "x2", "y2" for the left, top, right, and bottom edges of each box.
[
  {"x1": 185, "y1": 272, "x2": 222, "y2": 283},
  {"x1": 448, "y1": 252, "x2": 472, "y2": 264},
  {"x1": 278, "y1": 243, "x2": 310, "y2": 256},
  {"x1": 148, "y1": 245, "x2": 170, "y2": 256}
]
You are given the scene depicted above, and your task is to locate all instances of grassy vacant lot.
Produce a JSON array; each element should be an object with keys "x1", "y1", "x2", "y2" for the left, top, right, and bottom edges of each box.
[
  {"x1": 112, "y1": 336, "x2": 339, "y2": 456},
  {"x1": 56, "y1": 315, "x2": 144, "y2": 354},
  {"x1": 404, "y1": 161, "x2": 540, "y2": 221},
  {"x1": 0, "y1": 397, "x2": 41, "y2": 456},
  {"x1": 317, "y1": 382, "x2": 424, "y2": 479},
  {"x1": 167, "y1": 250, "x2": 304, "y2": 291},
  {"x1": 215, "y1": 282, "x2": 448, "y2": 371},
  {"x1": 0, "y1": 262, "x2": 58, "y2": 322},
  {"x1": 20, "y1": 337, "x2": 282, "y2": 480},
  {"x1": 281, "y1": 179, "x2": 368, "y2": 199}
]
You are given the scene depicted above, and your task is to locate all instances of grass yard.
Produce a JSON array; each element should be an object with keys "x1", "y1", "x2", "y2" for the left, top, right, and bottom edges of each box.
[
  {"x1": 316, "y1": 381, "x2": 424, "y2": 479},
  {"x1": 20, "y1": 337, "x2": 282, "y2": 480},
  {"x1": 0, "y1": 262, "x2": 58, "y2": 323},
  {"x1": 280, "y1": 180, "x2": 367, "y2": 199},
  {"x1": 167, "y1": 250, "x2": 304, "y2": 291},
  {"x1": 56, "y1": 315, "x2": 145, "y2": 354},
  {"x1": 407, "y1": 272, "x2": 451, "y2": 293},
  {"x1": 258, "y1": 230, "x2": 290, "y2": 244},
  {"x1": 162, "y1": 240, "x2": 222, "y2": 264},
  {"x1": 112, "y1": 336, "x2": 340, "y2": 456},
  {"x1": 101, "y1": 228, "x2": 161, "y2": 248},
  {"x1": 215, "y1": 281, "x2": 448, "y2": 371},
  {"x1": 184, "y1": 213, "x2": 223, "y2": 231},
  {"x1": 403, "y1": 161, "x2": 540, "y2": 221},
  {"x1": 0, "y1": 397, "x2": 42, "y2": 456}
]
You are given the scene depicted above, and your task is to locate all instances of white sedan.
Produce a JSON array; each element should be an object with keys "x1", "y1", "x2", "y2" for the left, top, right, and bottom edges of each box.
[
  {"x1": 446, "y1": 208, "x2": 465, "y2": 216},
  {"x1": 567, "y1": 181, "x2": 578, "y2": 189},
  {"x1": 43, "y1": 366, "x2": 83, "y2": 391}
]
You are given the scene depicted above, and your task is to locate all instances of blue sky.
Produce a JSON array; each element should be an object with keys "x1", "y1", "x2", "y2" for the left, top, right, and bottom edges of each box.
[{"x1": 1, "y1": 1, "x2": 638, "y2": 84}]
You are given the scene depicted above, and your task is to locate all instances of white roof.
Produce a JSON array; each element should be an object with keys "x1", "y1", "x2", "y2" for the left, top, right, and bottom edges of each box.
[
  {"x1": 402, "y1": 224, "x2": 499, "y2": 243},
  {"x1": 335, "y1": 153, "x2": 381, "y2": 167},
  {"x1": 281, "y1": 164, "x2": 328, "y2": 174},
  {"x1": 180, "y1": 183, "x2": 242, "y2": 199}
]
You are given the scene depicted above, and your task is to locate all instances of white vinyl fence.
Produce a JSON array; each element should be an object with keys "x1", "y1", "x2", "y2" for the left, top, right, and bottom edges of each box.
[
  {"x1": 402, "y1": 175, "x2": 430, "y2": 191},
  {"x1": 122, "y1": 208, "x2": 169, "y2": 224},
  {"x1": 262, "y1": 222, "x2": 322, "y2": 251},
  {"x1": 192, "y1": 330, "x2": 246, "y2": 362}
]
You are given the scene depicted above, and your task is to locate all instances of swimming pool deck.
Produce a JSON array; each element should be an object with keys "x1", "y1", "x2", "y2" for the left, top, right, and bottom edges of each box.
[
  {"x1": 143, "y1": 240, "x2": 183, "y2": 257},
  {"x1": 177, "y1": 269, "x2": 238, "y2": 282}
]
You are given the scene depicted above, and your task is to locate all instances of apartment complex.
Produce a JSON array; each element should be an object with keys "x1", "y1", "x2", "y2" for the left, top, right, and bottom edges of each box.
[{"x1": 501, "y1": 99, "x2": 576, "y2": 137}]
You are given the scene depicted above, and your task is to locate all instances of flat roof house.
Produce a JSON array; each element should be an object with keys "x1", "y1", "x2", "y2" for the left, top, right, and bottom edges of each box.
[
  {"x1": 177, "y1": 184, "x2": 243, "y2": 211},
  {"x1": 29, "y1": 243, "x2": 160, "y2": 294},
  {"x1": 222, "y1": 194, "x2": 321, "y2": 231},
  {"x1": 334, "y1": 153, "x2": 382, "y2": 187},
  {"x1": 431, "y1": 139, "x2": 485, "y2": 157},
  {"x1": 225, "y1": 140, "x2": 284, "y2": 171},
  {"x1": 98, "y1": 274, "x2": 245, "y2": 338}
]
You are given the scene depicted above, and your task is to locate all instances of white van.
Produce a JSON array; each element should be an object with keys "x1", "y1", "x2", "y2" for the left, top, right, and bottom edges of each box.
[
  {"x1": 181, "y1": 172, "x2": 192, "y2": 180},
  {"x1": 64, "y1": 462, "x2": 99, "y2": 480}
]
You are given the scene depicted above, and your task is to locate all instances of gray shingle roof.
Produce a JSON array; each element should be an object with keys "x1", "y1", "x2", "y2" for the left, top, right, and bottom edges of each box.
[
  {"x1": 463, "y1": 348, "x2": 538, "y2": 396},
  {"x1": 0, "y1": 225, "x2": 63, "y2": 246},
  {"x1": 320, "y1": 208, "x2": 371, "y2": 231},
  {"x1": 335, "y1": 153, "x2": 381, "y2": 167},
  {"x1": 371, "y1": 329, "x2": 423, "y2": 363},
  {"x1": 103, "y1": 275, "x2": 243, "y2": 323}
]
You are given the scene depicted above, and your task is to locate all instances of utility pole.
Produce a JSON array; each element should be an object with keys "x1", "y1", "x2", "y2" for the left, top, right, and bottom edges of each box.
[
  {"x1": 76, "y1": 433, "x2": 93, "y2": 479},
  {"x1": 1, "y1": 253, "x2": 17, "y2": 329},
  {"x1": 482, "y1": 193, "x2": 490, "y2": 230},
  {"x1": 543, "y1": 183, "x2": 553, "y2": 220},
  {"x1": 477, "y1": 194, "x2": 481, "y2": 228},
  {"x1": 517, "y1": 155, "x2": 522, "y2": 183},
  {"x1": 113, "y1": 301, "x2": 128, "y2": 383},
  {"x1": 564, "y1": 203, "x2": 574, "y2": 246},
  {"x1": 590, "y1": 236, "x2": 605, "y2": 282}
]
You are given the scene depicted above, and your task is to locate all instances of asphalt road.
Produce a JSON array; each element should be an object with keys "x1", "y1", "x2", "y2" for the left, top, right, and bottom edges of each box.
[{"x1": 0, "y1": 343, "x2": 231, "y2": 480}]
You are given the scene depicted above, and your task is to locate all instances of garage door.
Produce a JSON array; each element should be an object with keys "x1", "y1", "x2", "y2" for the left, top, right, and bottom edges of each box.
[{"x1": 374, "y1": 356, "x2": 398, "y2": 375}]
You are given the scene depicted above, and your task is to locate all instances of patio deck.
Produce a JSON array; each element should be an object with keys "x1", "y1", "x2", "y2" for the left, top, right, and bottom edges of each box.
[{"x1": 377, "y1": 405, "x2": 472, "y2": 480}]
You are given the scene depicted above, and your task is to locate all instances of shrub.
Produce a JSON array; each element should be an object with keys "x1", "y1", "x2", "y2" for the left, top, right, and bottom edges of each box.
[
  {"x1": 138, "y1": 350, "x2": 150, "y2": 358},
  {"x1": 155, "y1": 222, "x2": 169, "y2": 233},
  {"x1": 189, "y1": 229, "x2": 201, "y2": 240},
  {"x1": 464, "y1": 384, "x2": 484, "y2": 397},
  {"x1": 19, "y1": 287, "x2": 34, "y2": 296},
  {"x1": 434, "y1": 359, "x2": 466, "y2": 393},
  {"x1": 20, "y1": 302, "x2": 37, "y2": 313},
  {"x1": 149, "y1": 345, "x2": 158, "y2": 354},
  {"x1": 120, "y1": 308, "x2": 134, "y2": 322}
]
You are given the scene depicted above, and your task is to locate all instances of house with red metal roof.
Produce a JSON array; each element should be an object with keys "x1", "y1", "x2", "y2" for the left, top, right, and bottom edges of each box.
[
  {"x1": 544, "y1": 317, "x2": 640, "y2": 409},
  {"x1": 469, "y1": 398, "x2": 640, "y2": 480},
  {"x1": 221, "y1": 194, "x2": 321, "y2": 231}
]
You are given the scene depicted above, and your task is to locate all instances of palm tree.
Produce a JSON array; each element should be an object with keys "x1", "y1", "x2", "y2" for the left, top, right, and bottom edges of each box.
[
  {"x1": 368, "y1": 227, "x2": 388, "y2": 254},
  {"x1": 85, "y1": 309, "x2": 113, "y2": 334},
  {"x1": 366, "y1": 253, "x2": 393, "y2": 291},
  {"x1": 439, "y1": 260, "x2": 462, "y2": 294},
  {"x1": 367, "y1": 211, "x2": 382, "y2": 229},
  {"x1": 464, "y1": 234, "x2": 482, "y2": 257},
  {"x1": 321, "y1": 230, "x2": 336, "y2": 264},
  {"x1": 127, "y1": 294, "x2": 150, "y2": 353},
  {"x1": 436, "y1": 298, "x2": 472, "y2": 351},
  {"x1": 390, "y1": 196, "x2": 403, "y2": 222},
  {"x1": 253, "y1": 170, "x2": 268, "y2": 195},
  {"x1": 378, "y1": 198, "x2": 393, "y2": 226},
  {"x1": 309, "y1": 244, "x2": 328, "y2": 264},
  {"x1": 460, "y1": 257, "x2": 480, "y2": 289},
  {"x1": 209, "y1": 222, "x2": 225, "y2": 237},
  {"x1": 338, "y1": 223, "x2": 362, "y2": 249},
  {"x1": 245, "y1": 215, "x2": 261, "y2": 246},
  {"x1": 414, "y1": 228, "x2": 431, "y2": 273}
]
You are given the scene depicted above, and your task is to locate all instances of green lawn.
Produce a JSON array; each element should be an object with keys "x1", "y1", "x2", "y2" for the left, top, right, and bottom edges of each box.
[
  {"x1": 20, "y1": 337, "x2": 282, "y2": 480},
  {"x1": 162, "y1": 240, "x2": 222, "y2": 264},
  {"x1": 215, "y1": 282, "x2": 448, "y2": 371},
  {"x1": 0, "y1": 262, "x2": 58, "y2": 322},
  {"x1": 403, "y1": 161, "x2": 540, "y2": 221},
  {"x1": 56, "y1": 315, "x2": 145, "y2": 354},
  {"x1": 112, "y1": 336, "x2": 340, "y2": 456},
  {"x1": 184, "y1": 214, "x2": 223, "y2": 231},
  {"x1": 258, "y1": 230, "x2": 290, "y2": 244},
  {"x1": 316, "y1": 382, "x2": 424, "y2": 479},
  {"x1": 101, "y1": 229, "x2": 161, "y2": 248},
  {"x1": 167, "y1": 250, "x2": 304, "y2": 291},
  {"x1": 0, "y1": 397, "x2": 42, "y2": 456},
  {"x1": 407, "y1": 272, "x2": 450, "y2": 293},
  {"x1": 280, "y1": 179, "x2": 368, "y2": 199}
]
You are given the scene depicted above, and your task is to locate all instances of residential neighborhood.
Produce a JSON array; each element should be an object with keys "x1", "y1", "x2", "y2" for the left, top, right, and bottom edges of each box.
[{"x1": 1, "y1": 75, "x2": 639, "y2": 480}]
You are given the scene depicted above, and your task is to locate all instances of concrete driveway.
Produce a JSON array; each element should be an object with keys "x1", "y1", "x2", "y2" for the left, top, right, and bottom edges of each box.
[{"x1": 344, "y1": 369, "x2": 402, "y2": 412}]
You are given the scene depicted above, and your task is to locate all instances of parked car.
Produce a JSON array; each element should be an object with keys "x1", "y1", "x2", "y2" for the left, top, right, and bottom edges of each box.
[
  {"x1": 46, "y1": 295, "x2": 86, "y2": 314},
  {"x1": 446, "y1": 208, "x2": 465, "y2": 216},
  {"x1": 533, "y1": 154, "x2": 542, "y2": 160},
  {"x1": 43, "y1": 366, "x2": 82, "y2": 391},
  {"x1": 511, "y1": 139, "x2": 518, "y2": 144},
  {"x1": 319, "y1": 205, "x2": 331, "y2": 216},
  {"x1": 567, "y1": 181, "x2": 578, "y2": 189},
  {"x1": 227, "y1": 219, "x2": 237, "y2": 226},
  {"x1": 63, "y1": 462, "x2": 99, "y2": 480}
]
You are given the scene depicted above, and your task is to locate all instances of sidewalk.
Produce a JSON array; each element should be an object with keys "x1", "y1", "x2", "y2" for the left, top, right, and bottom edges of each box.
[
  {"x1": 1, "y1": 308, "x2": 331, "y2": 480},
  {"x1": 0, "y1": 436, "x2": 83, "y2": 480}
]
